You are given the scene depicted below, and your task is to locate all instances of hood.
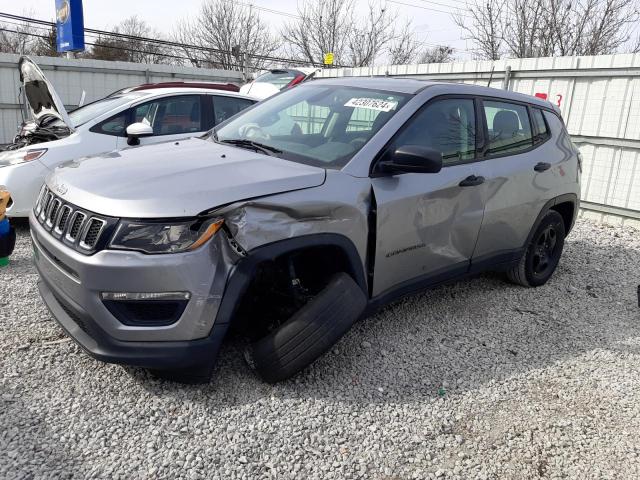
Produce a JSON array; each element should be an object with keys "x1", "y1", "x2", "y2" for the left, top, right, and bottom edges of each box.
[
  {"x1": 47, "y1": 138, "x2": 326, "y2": 218},
  {"x1": 19, "y1": 56, "x2": 73, "y2": 130}
]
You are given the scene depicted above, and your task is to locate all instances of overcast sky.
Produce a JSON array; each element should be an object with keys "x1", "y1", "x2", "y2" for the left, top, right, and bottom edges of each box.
[{"x1": 3, "y1": 0, "x2": 472, "y2": 61}]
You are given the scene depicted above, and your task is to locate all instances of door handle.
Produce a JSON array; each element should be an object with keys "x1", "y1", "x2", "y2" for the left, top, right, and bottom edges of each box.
[
  {"x1": 534, "y1": 162, "x2": 551, "y2": 172},
  {"x1": 459, "y1": 175, "x2": 485, "y2": 187}
]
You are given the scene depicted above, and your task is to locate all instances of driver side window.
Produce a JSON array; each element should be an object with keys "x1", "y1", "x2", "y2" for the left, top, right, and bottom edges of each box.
[
  {"x1": 131, "y1": 95, "x2": 203, "y2": 136},
  {"x1": 394, "y1": 98, "x2": 476, "y2": 166}
]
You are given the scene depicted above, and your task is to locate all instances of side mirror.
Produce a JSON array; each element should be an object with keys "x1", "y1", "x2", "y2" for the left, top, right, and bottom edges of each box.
[
  {"x1": 378, "y1": 145, "x2": 443, "y2": 175},
  {"x1": 126, "y1": 122, "x2": 154, "y2": 146}
]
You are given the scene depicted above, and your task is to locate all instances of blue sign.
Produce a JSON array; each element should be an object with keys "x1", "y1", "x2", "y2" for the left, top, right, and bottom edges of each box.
[{"x1": 55, "y1": 0, "x2": 85, "y2": 52}]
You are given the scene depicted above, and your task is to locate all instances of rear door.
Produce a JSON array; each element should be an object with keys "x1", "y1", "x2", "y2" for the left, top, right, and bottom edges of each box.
[
  {"x1": 471, "y1": 99, "x2": 563, "y2": 268},
  {"x1": 116, "y1": 94, "x2": 206, "y2": 149},
  {"x1": 370, "y1": 96, "x2": 487, "y2": 297}
]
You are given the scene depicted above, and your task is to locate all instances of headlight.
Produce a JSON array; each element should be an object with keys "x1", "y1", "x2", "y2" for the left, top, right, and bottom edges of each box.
[
  {"x1": 109, "y1": 217, "x2": 224, "y2": 254},
  {"x1": 0, "y1": 148, "x2": 47, "y2": 167}
]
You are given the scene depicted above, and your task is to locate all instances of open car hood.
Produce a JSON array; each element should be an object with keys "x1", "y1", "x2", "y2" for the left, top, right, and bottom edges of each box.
[{"x1": 19, "y1": 56, "x2": 73, "y2": 131}]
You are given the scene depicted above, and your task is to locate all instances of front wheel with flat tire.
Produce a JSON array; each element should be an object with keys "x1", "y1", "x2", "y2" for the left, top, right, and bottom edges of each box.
[
  {"x1": 507, "y1": 210, "x2": 566, "y2": 287},
  {"x1": 245, "y1": 272, "x2": 367, "y2": 383}
]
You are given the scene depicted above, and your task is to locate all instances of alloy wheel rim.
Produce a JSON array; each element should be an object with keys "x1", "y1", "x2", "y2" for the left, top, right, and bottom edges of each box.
[{"x1": 532, "y1": 224, "x2": 557, "y2": 276}]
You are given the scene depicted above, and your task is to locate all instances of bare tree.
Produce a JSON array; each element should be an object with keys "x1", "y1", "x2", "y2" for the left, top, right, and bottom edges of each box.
[
  {"x1": 88, "y1": 16, "x2": 172, "y2": 64},
  {"x1": 388, "y1": 22, "x2": 422, "y2": 64},
  {"x1": 281, "y1": 0, "x2": 355, "y2": 66},
  {"x1": 172, "y1": 0, "x2": 278, "y2": 70},
  {"x1": 456, "y1": 0, "x2": 640, "y2": 60},
  {"x1": 32, "y1": 26, "x2": 58, "y2": 57},
  {"x1": 501, "y1": 0, "x2": 548, "y2": 58},
  {"x1": 0, "y1": 21, "x2": 36, "y2": 54},
  {"x1": 454, "y1": 0, "x2": 503, "y2": 60},
  {"x1": 582, "y1": 0, "x2": 640, "y2": 54},
  {"x1": 282, "y1": 0, "x2": 414, "y2": 67},
  {"x1": 419, "y1": 45, "x2": 455, "y2": 63},
  {"x1": 346, "y1": 4, "x2": 396, "y2": 66},
  {"x1": 87, "y1": 34, "x2": 130, "y2": 62}
]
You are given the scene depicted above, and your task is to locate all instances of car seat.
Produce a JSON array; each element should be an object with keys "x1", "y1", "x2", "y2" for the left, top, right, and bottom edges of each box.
[{"x1": 491, "y1": 110, "x2": 520, "y2": 151}]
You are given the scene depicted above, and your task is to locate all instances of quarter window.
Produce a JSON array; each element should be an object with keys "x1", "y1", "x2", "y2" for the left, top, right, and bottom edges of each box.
[
  {"x1": 91, "y1": 111, "x2": 128, "y2": 136},
  {"x1": 483, "y1": 101, "x2": 533, "y2": 155},
  {"x1": 132, "y1": 95, "x2": 202, "y2": 136},
  {"x1": 531, "y1": 108, "x2": 550, "y2": 142},
  {"x1": 393, "y1": 98, "x2": 476, "y2": 165}
]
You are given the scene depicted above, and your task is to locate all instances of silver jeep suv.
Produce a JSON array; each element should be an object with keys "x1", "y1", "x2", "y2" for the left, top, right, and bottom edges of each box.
[{"x1": 31, "y1": 78, "x2": 580, "y2": 382}]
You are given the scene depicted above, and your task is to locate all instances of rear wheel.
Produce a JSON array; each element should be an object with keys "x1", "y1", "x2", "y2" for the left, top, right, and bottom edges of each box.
[{"x1": 507, "y1": 210, "x2": 566, "y2": 287}]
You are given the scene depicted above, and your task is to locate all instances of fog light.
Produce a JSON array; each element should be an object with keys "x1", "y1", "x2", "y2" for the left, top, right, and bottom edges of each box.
[
  {"x1": 101, "y1": 292, "x2": 191, "y2": 301},
  {"x1": 101, "y1": 292, "x2": 191, "y2": 327}
]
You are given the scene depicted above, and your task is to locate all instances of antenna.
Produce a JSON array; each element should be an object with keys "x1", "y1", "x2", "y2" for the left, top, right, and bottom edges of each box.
[{"x1": 487, "y1": 65, "x2": 495, "y2": 87}]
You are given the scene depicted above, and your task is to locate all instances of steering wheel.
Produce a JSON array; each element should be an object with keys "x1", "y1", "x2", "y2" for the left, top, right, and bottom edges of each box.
[{"x1": 238, "y1": 123, "x2": 271, "y2": 141}]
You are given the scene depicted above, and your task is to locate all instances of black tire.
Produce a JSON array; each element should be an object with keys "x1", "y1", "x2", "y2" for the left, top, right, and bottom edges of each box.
[
  {"x1": 246, "y1": 272, "x2": 367, "y2": 383},
  {"x1": 507, "y1": 210, "x2": 566, "y2": 287}
]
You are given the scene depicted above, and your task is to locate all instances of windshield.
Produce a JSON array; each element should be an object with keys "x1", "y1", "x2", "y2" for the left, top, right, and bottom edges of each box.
[
  {"x1": 214, "y1": 84, "x2": 411, "y2": 169},
  {"x1": 53, "y1": 92, "x2": 148, "y2": 128},
  {"x1": 255, "y1": 70, "x2": 302, "y2": 90}
]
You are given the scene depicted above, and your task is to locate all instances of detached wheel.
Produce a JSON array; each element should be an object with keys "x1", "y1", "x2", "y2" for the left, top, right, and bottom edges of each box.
[
  {"x1": 246, "y1": 272, "x2": 367, "y2": 383},
  {"x1": 507, "y1": 210, "x2": 566, "y2": 287}
]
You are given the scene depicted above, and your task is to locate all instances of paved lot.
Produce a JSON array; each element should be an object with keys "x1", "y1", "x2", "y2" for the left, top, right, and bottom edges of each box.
[{"x1": 2, "y1": 218, "x2": 640, "y2": 479}]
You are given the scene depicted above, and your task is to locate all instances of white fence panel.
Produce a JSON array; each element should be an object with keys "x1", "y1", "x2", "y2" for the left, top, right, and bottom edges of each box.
[{"x1": 318, "y1": 53, "x2": 640, "y2": 218}]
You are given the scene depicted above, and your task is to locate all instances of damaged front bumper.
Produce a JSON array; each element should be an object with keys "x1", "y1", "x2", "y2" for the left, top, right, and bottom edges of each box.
[{"x1": 30, "y1": 213, "x2": 238, "y2": 369}]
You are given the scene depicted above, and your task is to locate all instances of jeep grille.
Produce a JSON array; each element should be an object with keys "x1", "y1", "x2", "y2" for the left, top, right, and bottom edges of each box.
[{"x1": 34, "y1": 186, "x2": 117, "y2": 255}]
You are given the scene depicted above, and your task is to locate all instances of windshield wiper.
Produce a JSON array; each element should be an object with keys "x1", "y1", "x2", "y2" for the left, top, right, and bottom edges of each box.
[{"x1": 219, "y1": 139, "x2": 282, "y2": 156}]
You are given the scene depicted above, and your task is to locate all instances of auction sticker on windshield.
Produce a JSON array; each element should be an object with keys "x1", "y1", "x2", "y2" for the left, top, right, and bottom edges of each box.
[{"x1": 344, "y1": 98, "x2": 398, "y2": 112}]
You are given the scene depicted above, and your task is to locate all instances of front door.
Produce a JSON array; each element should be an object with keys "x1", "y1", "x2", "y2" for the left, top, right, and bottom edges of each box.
[{"x1": 371, "y1": 97, "x2": 487, "y2": 297}]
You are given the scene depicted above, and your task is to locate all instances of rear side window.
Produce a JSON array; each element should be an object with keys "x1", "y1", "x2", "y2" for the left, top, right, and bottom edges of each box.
[
  {"x1": 483, "y1": 101, "x2": 533, "y2": 155},
  {"x1": 531, "y1": 108, "x2": 550, "y2": 143},
  {"x1": 212, "y1": 96, "x2": 254, "y2": 125},
  {"x1": 393, "y1": 98, "x2": 477, "y2": 165}
]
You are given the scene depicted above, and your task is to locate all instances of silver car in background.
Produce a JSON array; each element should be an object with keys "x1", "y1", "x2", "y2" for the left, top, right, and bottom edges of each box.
[{"x1": 31, "y1": 78, "x2": 581, "y2": 383}]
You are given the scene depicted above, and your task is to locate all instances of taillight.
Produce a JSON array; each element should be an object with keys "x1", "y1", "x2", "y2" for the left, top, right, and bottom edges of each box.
[{"x1": 287, "y1": 74, "x2": 306, "y2": 89}]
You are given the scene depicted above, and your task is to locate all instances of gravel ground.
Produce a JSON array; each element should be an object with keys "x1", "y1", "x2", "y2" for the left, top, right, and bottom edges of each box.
[{"x1": 1, "y1": 218, "x2": 640, "y2": 480}]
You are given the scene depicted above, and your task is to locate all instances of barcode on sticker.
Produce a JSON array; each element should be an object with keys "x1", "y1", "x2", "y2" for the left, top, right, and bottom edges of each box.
[{"x1": 344, "y1": 98, "x2": 398, "y2": 112}]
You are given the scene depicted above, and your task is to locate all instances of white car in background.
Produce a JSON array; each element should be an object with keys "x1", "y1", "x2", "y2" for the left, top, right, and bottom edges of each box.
[
  {"x1": 240, "y1": 68, "x2": 318, "y2": 100},
  {"x1": 0, "y1": 57, "x2": 257, "y2": 217}
]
